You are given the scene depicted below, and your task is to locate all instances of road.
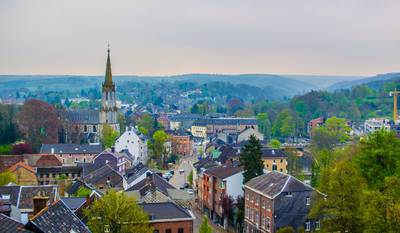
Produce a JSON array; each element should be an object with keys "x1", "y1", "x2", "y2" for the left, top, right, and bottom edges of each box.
[{"x1": 169, "y1": 155, "x2": 231, "y2": 233}]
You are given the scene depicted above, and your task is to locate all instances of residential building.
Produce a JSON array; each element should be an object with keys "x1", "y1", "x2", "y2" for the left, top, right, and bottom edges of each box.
[
  {"x1": 199, "y1": 161, "x2": 243, "y2": 227},
  {"x1": 157, "y1": 115, "x2": 170, "y2": 130},
  {"x1": 125, "y1": 163, "x2": 152, "y2": 189},
  {"x1": 244, "y1": 172, "x2": 322, "y2": 233},
  {"x1": 24, "y1": 154, "x2": 62, "y2": 168},
  {"x1": 0, "y1": 184, "x2": 58, "y2": 224},
  {"x1": 25, "y1": 199, "x2": 91, "y2": 233},
  {"x1": 191, "y1": 121, "x2": 207, "y2": 139},
  {"x1": 0, "y1": 213, "x2": 31, "y2": 233},
  {"x1": 169, "y1": 114, "x2": 204, "y2": 130},
  {"x1": 115, "y1": 127, "x2": 148, "y2": 165},
  {"x1": 261, "y1": 149, "x2": 288, "y2": 174},
  {"x1": 7, "y1": 162, "x2": 37, "y2": 185},
  {"x1": 364, "y1": 118, "x2": 391, "y2": 134},
  {"x1": 40, "y1": 144, "x2": 102, "y2": 165},
  {"x1": 36, "y1": 166, "x2": 82, "y2": 185},
  {"x1": 237, "y1": 127, "x2": 264, "y2": 143},
  {"x1": 140, "y1": 202, "x2": 195, "y2": 233},
  {"x1": 307, "y1": 117, "x2": 325, "y2": 135},
  {"x1": 83, "y1": 164, "x2": 125, "y2": 191},
  {"x1": 0, "y1": 155, "x2": 24, "y2": 173},
  {"x1": 92, "y1": 148, "x2": 134, "y2": 175},
  {"x1": 171, "y1": 130, "x2": 193, "y2": 157}
]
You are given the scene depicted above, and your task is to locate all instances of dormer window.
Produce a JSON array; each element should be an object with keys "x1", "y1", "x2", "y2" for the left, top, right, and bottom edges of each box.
[
  {"x1": 285, "y1": 192, "x2": 293, "y2": 197},
  {"x1": 306, "y1": 197, "x2": 311, "y2": 205}
]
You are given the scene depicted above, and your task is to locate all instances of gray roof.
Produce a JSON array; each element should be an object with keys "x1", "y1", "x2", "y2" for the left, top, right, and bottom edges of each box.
[
  {"x1": 140, "y1": 202, "x2": 193, "y2": 221},
  {"x1": 40, "y1": 144, "x2": 103, "y2": 154},
  {"x1": 0, "y1": 213, "x2": 32, "y2": 233},
  {"x1": 0, "y1": 185, "x2": 58, "y2": 210},
  {"x1": 245, "y1": 172, "x2": 314, "y2": 199},
  {"x1": 61, "y1": 197, "x2": 87, "y2": 211},
  {"x1": 66, "y1": 109, "x2": 100, "y2": 124},
  {"x1": 169, "y1": 114, "x2": 203, "y2": 121},
  {"x1": 261, "y1": 148, "x2": 288, "y2": 158},
  {"x1": 125, "y1": 163, "x2": 151, "y2": 184},
  {"x1": 204, "y1": 161, "x2": 243, "y2": 179},
  {"x1": 195, "y1": 118, "x2": 258, "y2": 126},
  {"x1": 37, "y1": 166, "x2": 82, "y2": 174},
  {"x1": 27, "y1": 200, "x2": 91, "y2": 233},
  {"x1": 83, "y1": 164, "x2": 124, "y2": 189},
  {"x1": 125, "y1": 173, "x2": 175, "y2": 196}
]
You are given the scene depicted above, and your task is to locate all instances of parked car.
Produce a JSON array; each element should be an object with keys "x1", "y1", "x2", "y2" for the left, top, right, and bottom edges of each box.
[
  {"x1": 186, "y1": 189, "x2": 194, "y2": 195},
  {"x1": 179, "y1": 169, "x2": 185, "y2": 174},
  {"x1": 169, "y1": 170, "x2": 175, "y2": 175}
]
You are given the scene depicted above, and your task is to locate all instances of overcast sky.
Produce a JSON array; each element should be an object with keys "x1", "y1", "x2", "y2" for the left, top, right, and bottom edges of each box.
[{"x1": 0, "y1": 0, "x2": 399, "y2": 76}]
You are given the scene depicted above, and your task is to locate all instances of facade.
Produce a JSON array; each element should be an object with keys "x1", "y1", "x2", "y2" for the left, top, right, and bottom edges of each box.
[
  {"x1": 83, "y1": 164, "x2": 125, "y2": 191},
  {"x1": 307, "y1": 117, "x2": 325, "y2": 135},
  {"x1": 364, "y1": 118, "x2": 391, "y2": 134},
  {"x1": 115, "y1": 127, "x2": 148, "y2": 165},
  {"x1": 0, "y1": 155, "x2": 24, "y2": 173},
  {"x1": 237, "y1": 127, "x2": 264, "y2": 143},
  {"x1": 199, "y1": 161, "x2": 243, "y2": 227},
  {"x1": 157, "y1": 115, "x2": 170, "y2": 130},
  {"x1": 7, "y1": 162, "x2": 38, "y2": 185},
  {"x1": 65, "y1": 48, "x2": 120, "y2": 143},
  {"x1": 261, "y1": 149, "x2": 288, "y2": 174},
  {"x1": 92, "y1": 148, "x2": 134, "y2": 175},
  {"x1": 40, "y1": 144, "x2": 103, "y2": 165},
  {"x1": 36, "y1": 166, "x2": 82, "y2": 185},
  {"x1": 140, "y1": 202, "x2": 195, "y2": 233},
  {"x1": 191, "y1": 122, "x2": 207, "y2": 139},
  {"x1": 194, "y1": 118, "x2": 258, "y2": 135},
  {"x1": 171, "y1": 130, "x2": 193, "y2": 157},
  {"x1": 244, "y1": 172, "x2": 322, "y2": 233},
  {"x1": 169, "y1": 114, "x2": 204, "y2": 130}
]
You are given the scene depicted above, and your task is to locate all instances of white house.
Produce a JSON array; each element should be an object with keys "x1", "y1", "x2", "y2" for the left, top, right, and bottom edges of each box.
[{"x1": 115, "y1": 127, "x2": 148, "y2": 165}]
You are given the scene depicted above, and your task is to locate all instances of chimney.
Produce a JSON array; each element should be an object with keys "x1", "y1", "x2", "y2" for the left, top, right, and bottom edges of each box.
[
  {"x1": 33, "y1": 193, "x2": 49, "y2": 215},
  {"x1": 51, "y1": 148, "x2": 55, "y2": 154}
]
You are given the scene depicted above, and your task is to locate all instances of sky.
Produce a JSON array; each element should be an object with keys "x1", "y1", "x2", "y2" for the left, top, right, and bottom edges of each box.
[{"x1": 0, "y1": 0, "x2": 399, "y2": 76}]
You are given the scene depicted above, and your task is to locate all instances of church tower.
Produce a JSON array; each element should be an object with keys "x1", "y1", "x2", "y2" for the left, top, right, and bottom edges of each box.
[{"x1": 100, "y1": 47, "x2": 119, "y2": 132}]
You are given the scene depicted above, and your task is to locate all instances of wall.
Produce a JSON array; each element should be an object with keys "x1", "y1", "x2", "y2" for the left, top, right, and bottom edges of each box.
[
  {"x1": 151, "y1": 220, "x2": 193, "y2": 233},
  {"x1": 225, "y1": 172, "x2": 244, "y2": 199}
]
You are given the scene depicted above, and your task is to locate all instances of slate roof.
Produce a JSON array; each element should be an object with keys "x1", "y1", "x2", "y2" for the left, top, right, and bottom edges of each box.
[
  {"x1": 40, "y1": 144, "x2": 103, "y2": 154},
  {"x1": 204, "y1": 161, "x2": 243, "y2": 179},
  {"x1": 204, "y1": 118, "x2": 258, "y2": 125},
  {"x1": 140, "y1": 202, "x2": 193, "y2": 222},
  {"x1": 0, "y1": 185, "x2": 58, "y2": 211},
  {"x1": 169, "y1": 114, "x2": 203, "y2": 122},
  {"x1": 125, "y1": 163, "x2": 151, "y2": 184},
  {"x1": 0, "y1": 155, "x2": 24, "y2": 172},
  {"x1": 193, "y1": 156, "x2": 217, "y2": 171},
  {"x1": 7, "y1": 162, "x2": 35, "y2": 173},
  {"x1": 66, "y1": 109, "x2": 100, "y2": 124},
  {"x1": 36, "y1": 166, "x2": 82, "y2": 174},
  {"x1": 83, "y1": 164, "x2": 124, "y2": 189},
  {"x1": 33, "y1": 154, "x2": 62, "y2": 167},
  {"x1": 125, "y1": 173, "x2": 175, "y2": 196},
  {"x1": 61, "y1": 197, "x2": 87, "y2": 211},
  {"x1": 261, "y1": 148, "x2": 288, "y2": 158},
  {"x1": 0, "y1": 213, "x2": 32, "y2": 233},
  {"x1": 245, "y1": 172, "x2": 314, "y2": 199},
  {"x1": 27, "y1": 200, "x2": 91, "y2": 233}
]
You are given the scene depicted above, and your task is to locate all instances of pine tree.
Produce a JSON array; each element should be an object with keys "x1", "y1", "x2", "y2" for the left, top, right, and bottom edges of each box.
[{"x1": 240, "y1": 134, "x2": 264, "y2": 183}]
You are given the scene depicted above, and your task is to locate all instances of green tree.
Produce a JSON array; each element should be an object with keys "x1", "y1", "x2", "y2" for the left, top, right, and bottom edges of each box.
[
  {"x1": 85, "y1": 190, "x2": 152, "y2": 233},
  {"x1": 276, "y1": 226, "x2": 295, "y2": 233},
  {"x1": 310, "y1": 160, "x2": 365, "y2": 233},
  {"x1": 355, "y1": 130, "x2": 400, "y2": 189},
  {"x1": 257, "y1": 113, "x2": 272, "y2": 139},
  {"x1": 0, "y1": 144, "x2": 12, "y2": 155},
  {"x1": 136, "y1": 113, "x2": 153, "y2": 136},
  {"x1": 0, "y1": 170, "x2": 16, "y2": 186},
  {"x1": 199, "y1": 215, "x2": 213, "y2": 233},
  {"x1": 269, "y1": 139, "x2": 281, "y2": 148},
  {"x1": 101, "y1": 124, "x2": 119, "y2": 149},
  {"x1": 239, "y1": 135, "x2": 264, "y2": 183},
  {"x1": 148, "y1": 130, "x2": 169, "y2": 168},
  {"x1": 311, "y1": 117, "x2": 351, "y2": 151},
  {"x1": 187, "y1": 170, "x2": 193, "y2": 186},
  {"x1": 73, "y1": 187, "x2": 92, "y2": 197}
]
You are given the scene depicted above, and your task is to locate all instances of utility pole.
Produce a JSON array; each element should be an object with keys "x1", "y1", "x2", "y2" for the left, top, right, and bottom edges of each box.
[{"x1": 389, "y1": 89, "x2": 400, "y2": 122}]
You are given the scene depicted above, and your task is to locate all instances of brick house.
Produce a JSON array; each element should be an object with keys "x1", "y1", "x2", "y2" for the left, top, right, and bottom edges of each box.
[
  {"x1": 170, "y1": 130, "x2": 193, "y2": 157},
  {"x1": 140, "y1": 202, "x2": 195, "y2": 233},
  {"x1": 7, "y1": 162, "x2": 37, "y2": 185},
  {"x1": 40, "y1": 144, "x2": 103, "y2": 165},
  {"x1": 198, "y1": 161, "x2": 243, "y2": 228},
  {"x1": 243, "y1": 172, "x2": 322, "y2": 233},
  {"x1": 36, "y1": 166, "x2": 82, "y2": 185}
]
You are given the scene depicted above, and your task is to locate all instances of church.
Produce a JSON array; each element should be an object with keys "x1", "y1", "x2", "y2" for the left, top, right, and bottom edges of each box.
[{"x1": 66, "y1": 48, "x2": 120, "y2": 143}]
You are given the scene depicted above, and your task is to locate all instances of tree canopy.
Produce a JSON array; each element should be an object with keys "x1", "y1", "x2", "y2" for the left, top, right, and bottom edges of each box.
[
  {"x1": 101, "y1": 124, "x2": 119, "y2": 149},
  {"x1": 239, "y1": 135, "x2": 264, "y2": 183}
]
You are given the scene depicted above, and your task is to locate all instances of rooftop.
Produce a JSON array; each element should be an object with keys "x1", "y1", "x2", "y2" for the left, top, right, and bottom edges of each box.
[
  {"x1": 40, "y1": 144, "x2": 103, "y2": 154},
  {"x1": 204, "y1": 161, "x2": 243, "y2": 179},
  {"x1": 139, "y1": 202, "x2": 193, "y2": 222},
  {"x1": 0, "y1": 213, "x2": 32, "y2": 233}
]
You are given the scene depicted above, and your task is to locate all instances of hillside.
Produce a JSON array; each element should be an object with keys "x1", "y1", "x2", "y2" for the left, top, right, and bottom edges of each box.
[{"x1": 327, "y1": 73, "x2": 400, "y2": 91}]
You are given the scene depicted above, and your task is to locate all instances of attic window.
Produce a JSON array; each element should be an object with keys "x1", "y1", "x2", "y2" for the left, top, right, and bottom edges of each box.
[
  {"x1": 285, "y1": 192, "x2": 293, "y2": 197},
  {"x1": 306, "y1": 197, "x2": 311, "y2": 205}
]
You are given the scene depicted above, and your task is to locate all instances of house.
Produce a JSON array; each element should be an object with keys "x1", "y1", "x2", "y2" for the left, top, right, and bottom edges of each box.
[
  {"x1": 193, "y1": 118, "x2": 258, "y2": 135},
  {"x1": 114, "y1": 127, "x2": 148, "y2": 165},
  {"x1": 157, "y1": 115, "x2": 170, "y2": 130},
  {"x1": 261, "y1": 149, "x2": 288, "y2": 174},
  {"x1": 25, "y1": 199, "x2": 91, "y2": 233},
  {"x1": 192, "y1": 157, "x2": 218, "y2": 193},
  {"x1": 7, "y1": 162, "x2": 38, "y2": 185},
  {"x1": 307, "y1": 117, "x2": 325, "y2": 135},
  {"x1": 83, "y1": 164, "x2": 125, "y2": 191},
  {"x1": 92, "y1": 148, "x2": 134, "y2": 175},
  {"x1": 62, "y1": 193, "x2": 98, "y2": 219},
  {"x1": 0, "y1": 185, "x2": 58, "y2": 224},
  {"x1": 0, "y1": 155, "x2": 24, "y2": 173},
  {"x1": 237, "y1": 127, "x2": 264, "y2": 143},
  {"x1": 243, "y1": 172, "x2": 322, "y2": 233},
  {"x1": 198, "y1": 161, "x2": 244, "y2": 227},
  {"x1": 125, "y1": 173, "x2": 175, "y2": 202},
  {"x1": 24, "y1": 154, "x2": 62, "y2": 168},
  {"x1": 40, "y1": 144, "x2": 103, "y2": 165},
  {"x1": 170, "y1": 130, "x2": 193, "y2": 157},
  {"x1": 191, "y1": 121, "x2": 207, "y2": 139},
  {"x1": 364, "y1": 118, "x2": 391, "y2": 134},
  {"x1": 140, "y1": 202, "x2": 195, "y2": 233},
  {"x1": 36, "y1": 166, "x2": 82, "y2": 185},
  {"x1": 0, "y1": 213, "x2": 32, "y2": 233},
  {"x1": 169, "y1": 113, "x2": 204, "y2": 130},
  {"x1": 124, "y1": 163, "x2": 152, "y2": 189}
]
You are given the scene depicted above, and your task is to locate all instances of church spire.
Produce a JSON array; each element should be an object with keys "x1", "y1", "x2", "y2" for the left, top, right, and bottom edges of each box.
[{"x1": 104, "y1": 45, "x2": 113, "y2": 86}]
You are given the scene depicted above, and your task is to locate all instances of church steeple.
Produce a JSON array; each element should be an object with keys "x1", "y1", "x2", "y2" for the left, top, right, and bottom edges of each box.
[{"x1": 103, "y1": 45, "x2": 115, "y2": 92}]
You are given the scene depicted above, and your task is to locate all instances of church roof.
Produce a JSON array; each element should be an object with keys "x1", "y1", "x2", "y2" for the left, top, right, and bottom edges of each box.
[
  {"x1": 103, "y1": 48, "x2": 115, "y2": 92},
  {"x1": 66, "y1": 109, "x2": 100, "y2": 124}
]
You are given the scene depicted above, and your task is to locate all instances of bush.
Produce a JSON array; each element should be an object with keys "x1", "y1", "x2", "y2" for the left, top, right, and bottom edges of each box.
[
  {"x1": 167, "y1": 153, "x2": 179, "y2": 164},
  {"x1": 0, "y1": 144, "x2": 12, "y2": 155}
]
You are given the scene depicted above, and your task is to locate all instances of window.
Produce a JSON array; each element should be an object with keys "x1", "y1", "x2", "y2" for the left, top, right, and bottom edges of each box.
[
  {"x1": 261, "y1": 213, "x2": 265, "y2": 229},
  {"x1": 246, "y1": 192, "x2": 250, "y2": 201},
  {"x1": 286, "y1": 192, "x2": 293, "y2": 197},
  {"x1": 255, "y1": 195, "x2": 259, "y2": 206},
  {"x1": 305, "y1": 221, "x2": 311, "y2": 231},
  {"x1": 280, "y1": 159, "x2": 283, "y2": 163},
  {"x1": 165, "y1": 230, "x2": 171, "y2": 233},
  {"x1": 255, "y1": 210, "x2": 259, "y2": 226},
  {"x1": 266, "y1": 217, "x2": 271, "y2": 231},
  {"x1": 272, "y1": 164, "x2": 277, "y2": 171},
  {"x1": 306, "y1": 197, "x2": 311, "y2": 205},
  {"x1": 280, "y1": 168, "x2": 283, "y2": 172},
  {"x1": 46, "y1": 174, "x2": 50, "y2": 178},
  {"x1": 52, "y1": 174, "x2": 56, "y2": 178},
  {"x1": 178, "y1": 229, "x2": 184, "y2": 233},
  {"x1": 316, "y1": 220, "x2": 320, "y2": 230},
  {"x1": 245, "y1": 206, "x2": 249, "y2": 218},
  {"x1": 262, "y1": 199, "x2": 266, "y2": 209},
  {"x1": 250, "y1": 194, "x2": 254, "y2": 203},
  {"x1": 1, "y1": 195, "x2": 10, "y2": 200}
]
